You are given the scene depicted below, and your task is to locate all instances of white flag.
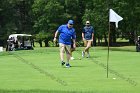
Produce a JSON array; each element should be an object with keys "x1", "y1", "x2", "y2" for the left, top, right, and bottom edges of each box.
[{"x1": 109, "y1": 9, "x2": 123, "y2": 28}]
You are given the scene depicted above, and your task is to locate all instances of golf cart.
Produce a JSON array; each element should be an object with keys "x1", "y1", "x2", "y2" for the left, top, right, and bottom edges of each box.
[
  {"x1": 6, "y1": 34, "x2": 34, "y2": 51},
  {"x1": 136, "y1": 36, "x2": 140, "y2": 52}
]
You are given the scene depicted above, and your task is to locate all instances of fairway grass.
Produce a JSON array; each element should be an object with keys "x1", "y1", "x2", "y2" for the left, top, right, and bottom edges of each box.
[{"x1": 0, "y1": 46, "x2": 140, "y2": 93}]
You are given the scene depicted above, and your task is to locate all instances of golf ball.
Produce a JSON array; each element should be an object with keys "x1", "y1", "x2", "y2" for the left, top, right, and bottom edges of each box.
[{"x1": 113, "y1": 78, "x2": 116, "y2": 80}]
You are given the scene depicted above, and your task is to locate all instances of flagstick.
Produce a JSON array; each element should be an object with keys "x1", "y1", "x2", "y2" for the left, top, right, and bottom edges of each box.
[
  {"x1": 107, "y1": 19, "x2": 111, "y2": 78},
  {"x1": 107, "y1": 8, "x2": 123, "y2": 78}
]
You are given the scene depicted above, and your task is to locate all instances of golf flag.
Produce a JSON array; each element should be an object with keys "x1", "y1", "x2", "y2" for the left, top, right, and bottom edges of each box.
[{"x1": 109, "y1": 9, "x2": 123, "y2": 28}]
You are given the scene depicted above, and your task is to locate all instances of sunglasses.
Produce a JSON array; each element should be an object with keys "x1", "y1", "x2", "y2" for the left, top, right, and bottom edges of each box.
[
  {"x1": 69, "y1": 24, "x2": 73, "y2": 25},
  {"x1": 86, "y1": 23, "x2": 90, "y2": 24}
]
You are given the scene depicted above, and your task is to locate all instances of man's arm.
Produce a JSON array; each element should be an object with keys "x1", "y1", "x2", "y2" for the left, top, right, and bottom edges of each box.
[
  {"x1": 92, "y1": 33, "x2": 94, "y2": 41},
  {"x1": 53, "y1": 31, "x2": 59, "y2": 42},
  {"x1": 72, "y1": 39, "x2": 76, "y2": 49},
  {"x1": 82, "y1": 33, "x2": 85, "y2": 41},
  {"x1": 72, "y1": 31, "x2": 76, "y2": 49}
]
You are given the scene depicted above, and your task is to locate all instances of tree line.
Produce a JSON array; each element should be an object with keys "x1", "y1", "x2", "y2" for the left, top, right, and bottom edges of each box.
[{"x1": 0, "y1": 0, "x2": 140, "y2": 47}]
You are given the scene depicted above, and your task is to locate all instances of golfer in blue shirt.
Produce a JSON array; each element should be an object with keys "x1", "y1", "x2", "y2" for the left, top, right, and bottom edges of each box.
[
  {"x1": 53, "y1": 20, "x2": 76, "y2": 67},
  {"x1": 82, "y1": 21, "x2": 94, "y2": 58}
]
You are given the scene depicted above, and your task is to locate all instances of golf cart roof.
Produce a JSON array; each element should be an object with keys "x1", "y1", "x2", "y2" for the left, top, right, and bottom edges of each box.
[{"x1": 9, "y1": 34, "x2": 32, "y2": 38}]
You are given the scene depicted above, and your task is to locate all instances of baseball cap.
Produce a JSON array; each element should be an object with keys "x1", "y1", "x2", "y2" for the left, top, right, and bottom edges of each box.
[
  {"x1": 68, "y1": 20, "x2": 74, "y2": 24},
  {"x1": 86, "y1": 21, "x2": 90, "y2": 24}
]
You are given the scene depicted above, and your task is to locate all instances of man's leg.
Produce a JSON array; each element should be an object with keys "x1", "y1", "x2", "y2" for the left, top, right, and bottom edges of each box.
[
  {"x1": 65, "y1": 45, "x2": 71, "y2": 67},
  {"x1": 86, "y1": 41, "x2": 92, "y2": 57},
  {"x1": 59, "y1": 43, "x2": 65, "y2": 65},
  {"x1": 66, "y1": 51, "x2": 71, "y2": 64},
  {"x1": 70, "y1": 48, "x2": 75, "y2": 60},
  {"x1": 85, "y1": 41, "x2": 92, "y2": 50},
  {"x1": 82, "y1": 40, "x2": 87, "y2": 57}
]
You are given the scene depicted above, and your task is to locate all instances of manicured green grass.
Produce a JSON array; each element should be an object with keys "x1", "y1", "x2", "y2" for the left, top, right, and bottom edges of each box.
[{"x1": 0, "y1": 46, "x2": 140, "y2": 93}]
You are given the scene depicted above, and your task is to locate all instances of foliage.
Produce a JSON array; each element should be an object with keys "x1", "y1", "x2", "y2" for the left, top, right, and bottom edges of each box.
[{"x1": 0, "y1": 0, "x2": 140, "y2": 46}]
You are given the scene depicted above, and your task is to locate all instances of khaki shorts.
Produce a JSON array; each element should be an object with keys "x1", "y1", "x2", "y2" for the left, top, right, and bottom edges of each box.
[
  {"x1": 83, "y1": 39, "x2": 93, "y2": 47},
  {"x1": 59, "y1": 43, "x2": 71, "y2": 54},
  {"x1": 83, "y1": 39, "x2": 93, "y2": 42}
]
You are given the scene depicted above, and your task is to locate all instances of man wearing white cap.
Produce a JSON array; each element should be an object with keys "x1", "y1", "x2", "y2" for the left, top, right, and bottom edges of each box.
[
  {"x1": 53, "y1": 20, "x2": 76, "y2": 67},
  {"x1": 82, "y1": 21, "x2": 94, "y2": 58}
]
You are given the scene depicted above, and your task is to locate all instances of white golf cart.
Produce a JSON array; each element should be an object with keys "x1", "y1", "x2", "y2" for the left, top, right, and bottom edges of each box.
[{"x1": 6, "y1": 34, "x2": 34, "y2": 51}]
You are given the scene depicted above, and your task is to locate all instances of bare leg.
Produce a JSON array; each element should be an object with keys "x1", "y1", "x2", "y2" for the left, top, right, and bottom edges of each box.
[
  {"x1": 70, "y1": 49, "x2": 74, "y2": 57},
  {"x1": 65, "y1": 46, "x2": 71, "y2": 63},
  {"x1": 83, "y1": 40, "x2": 87, "y2": 52},
  {"x1": 70, "y1": 48, "x2": 75, "y2": 60},
  {"x1": 87, "y1": 48, "x2": 89, "y2": 54},
  {"x1": 84, "y1": 41, "x2": 92, "y2": 57},
  {"x1": 65, "y1": 46, "x2": 72, "y2": 67},
  {"x1": 66, "y1": 52, "x2": 71, "y2": 64},
  {"x1": 59, "y1": 44, "x2": 65, "y2": 62}
]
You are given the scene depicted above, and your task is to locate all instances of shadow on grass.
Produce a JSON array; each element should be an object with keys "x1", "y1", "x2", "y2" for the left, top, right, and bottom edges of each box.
[
  {"x1": 90, "y1": 56, "x2": 101, "y2": 58},
  {"x1": 0, "y1": 89, "x2": 94, "y2": 93},
  {"x1": 101, "y1": 47, "x2": 136, "y2": 52},
  {"x1": 71, "y1": 65, "x2": 86, "y2": 68},
  {"x1": 0, "y1": 89, "x2": 130, "y2": 93}
]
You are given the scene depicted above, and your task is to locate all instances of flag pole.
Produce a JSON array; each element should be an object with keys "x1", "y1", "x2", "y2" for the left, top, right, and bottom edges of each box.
[
  {"x1": 107, "y1": 9, "x2": 111, "y2": 78},
  {"x1": 107, "y1": 0, "x2": 110, "y2": 78},
  {"x1": 107, "y1": 9, "x2": 123, "y2": 78}
]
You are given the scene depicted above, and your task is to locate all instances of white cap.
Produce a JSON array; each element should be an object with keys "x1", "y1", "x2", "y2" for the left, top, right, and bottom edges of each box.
[{"x1": 86, "y1": 21, "x2": 90, "y2": 24}]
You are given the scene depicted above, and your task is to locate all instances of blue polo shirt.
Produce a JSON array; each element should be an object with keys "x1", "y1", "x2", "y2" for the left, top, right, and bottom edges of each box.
[
  {"x1": 57, "y1": 25, "x2": 76, "y2": 45},
  {"x1": 83, "y1": 26, "x2": 94, "y2": 40}
]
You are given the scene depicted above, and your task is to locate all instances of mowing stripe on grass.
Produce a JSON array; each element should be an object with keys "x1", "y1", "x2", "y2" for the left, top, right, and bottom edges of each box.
[
  {"x1": 75, "y1": 47, "x2": 138, "y2": 87},
  {"x1": 7, "y1": 51, "x2": 68, "y2": 86}
]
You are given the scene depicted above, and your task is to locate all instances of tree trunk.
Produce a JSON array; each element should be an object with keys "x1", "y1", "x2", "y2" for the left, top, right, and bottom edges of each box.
[
  {"x1": 129, "y1": 31, "x2": 135, "y2": 44},
  {"x1": 97, "y1": 37, "x2": 101, "y2": 46},
  {"x1": 44, "y1": 38, "x2": 48, "y2": 47},
  {"x1": 104, "y1": 33, "x2": 108, "y2": 46},
  {"x1": 93, "y1": 36, "x2": 96, "y2": 46},
  {"x1": 0, "y1": 40, "x2": 4, "y2": 46},
  {"x1": 39, "y1": 40, "x2": 42, "y2": 47}
]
